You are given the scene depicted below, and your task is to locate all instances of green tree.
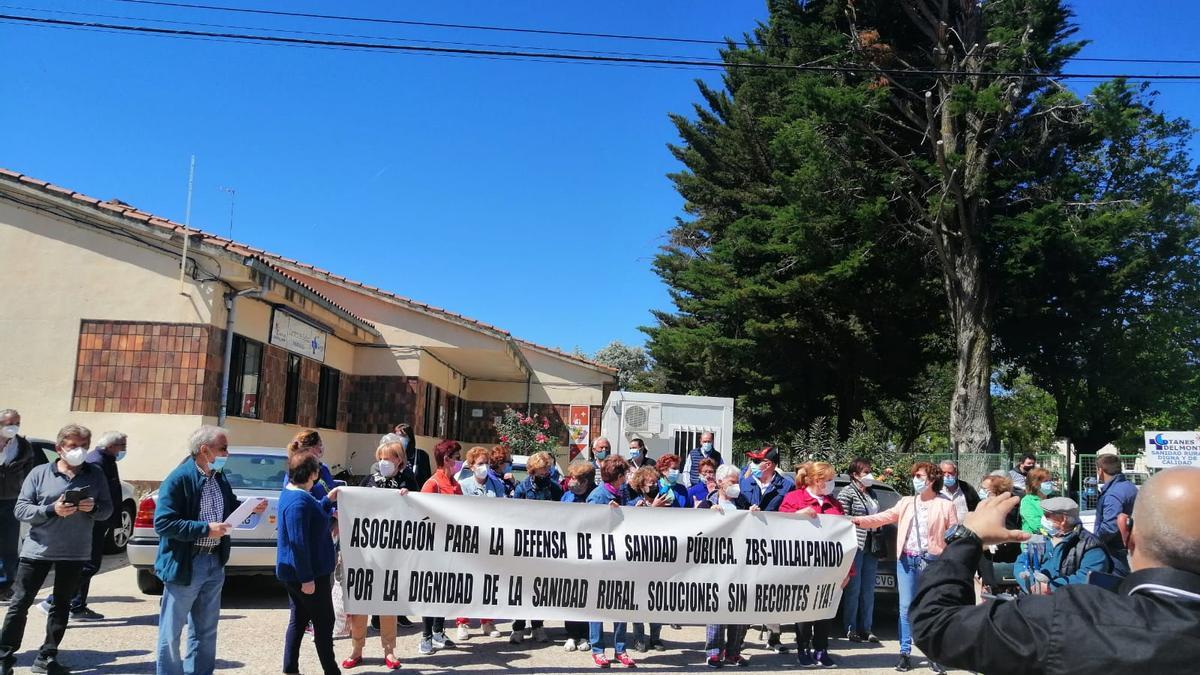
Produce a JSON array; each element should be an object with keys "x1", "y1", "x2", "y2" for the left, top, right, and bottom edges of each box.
[
  {"x1": 645, "y1": 2, "x2": 943, "y2": 440},
  {"x1": 583, "y1": 341, "x2": 663, "y2": 392},
  {"x1": 993, "y1": 81, "x2": 1200, "y2": 453},
  {"x1": 993, "y1": 368, "x2": 1059, "y2": 456}
]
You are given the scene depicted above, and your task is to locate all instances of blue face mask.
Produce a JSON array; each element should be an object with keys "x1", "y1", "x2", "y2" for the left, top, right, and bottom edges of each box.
[
  {"x1": 749, "y1": 463, "x2": 764, "y2": 479},
  {"x1": 1040, "y1": 481, "x2": 1056, "y2": 496},
  {"x1": 665, "y1": 469, "x2": 680, "y2": 484},
  {"x1": 912, "y1": 478, "x2": 927, "y2": 493},
  {"x1": 629, "y1": 449, "x2": 642, "y2": 459},
  {"x1": 115, "y1": 450, "x2": 127, "y2": 462},
  {"x1": 943, "y1": 475, "x2": 957, "y2": 488},
  {"x1": 210, "y1": 456, "x2": 228, "y2": 472},
  {"x1": 701, "y1": 442, "x2": 714, "y2": 453}
]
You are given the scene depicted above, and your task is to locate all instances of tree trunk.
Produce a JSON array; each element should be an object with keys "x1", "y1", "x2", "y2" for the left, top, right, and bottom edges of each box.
[{"x1": 946, "y1": 245, "x2": 998, "y2": 457}]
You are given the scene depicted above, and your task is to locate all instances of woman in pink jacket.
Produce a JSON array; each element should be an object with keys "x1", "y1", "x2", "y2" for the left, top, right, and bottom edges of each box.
[{"x1": 851, "y1": 462, "x2": 958, "y2": 673}]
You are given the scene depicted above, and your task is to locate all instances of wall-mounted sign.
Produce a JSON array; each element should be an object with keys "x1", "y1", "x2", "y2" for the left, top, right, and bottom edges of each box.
[
  {"x1": 270, "y1": 309, "x2": 328, "y2": 362},
  {"x1": 568, "y1": 404, "x2": 590, "y2": 460}
]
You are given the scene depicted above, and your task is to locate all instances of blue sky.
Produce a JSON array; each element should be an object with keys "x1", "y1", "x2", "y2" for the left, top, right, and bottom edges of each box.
[{"x1": 2, "y1": 1, "x2": 1197, "y2": 355}]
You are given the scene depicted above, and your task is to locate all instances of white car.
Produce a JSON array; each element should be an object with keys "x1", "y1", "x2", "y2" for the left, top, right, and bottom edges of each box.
[
  {"x1": 127, "y1": 446, "x2": 293, "y2": 595},
  {"x1": 29, "y1": 438, "x2": 137, "y2": 553}
]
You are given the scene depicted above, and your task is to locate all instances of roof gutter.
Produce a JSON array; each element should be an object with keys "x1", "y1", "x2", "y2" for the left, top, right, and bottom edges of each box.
[{"x1": 242, "y1": 257, "x2": 379, "y2": 337}]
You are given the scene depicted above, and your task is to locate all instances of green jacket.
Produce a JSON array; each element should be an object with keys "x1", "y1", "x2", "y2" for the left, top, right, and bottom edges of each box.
[
  {"x1": 1020, "y1": 494, "x2": 1045, "y2": 535},
  {"x1": 153, "y1": 459, "x2": 241, "y2": 585}
]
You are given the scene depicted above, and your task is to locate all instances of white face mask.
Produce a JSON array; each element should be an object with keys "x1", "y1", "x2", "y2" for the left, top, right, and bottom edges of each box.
[
  {"x1": 63, "y1": 447, "x2": 87, "y2": 467},
  {"x1": 820, "y1": 483, "x2": 835, "y2": 496},
  {"x1": 377, "y1": 459, "x2": 398, "y2": 478},
  {"x1": 0, "y1": 425, "x2": 18, "y2": 439},
  {"x1": 723, "y1": 484, "x2": 741, "y2": 499},
  {"x1": 861, "y1": 473, "x2": 875, "y2": 481},
  {"x1": 473, "y1": 464, "x2": 490, "y2": 480}
]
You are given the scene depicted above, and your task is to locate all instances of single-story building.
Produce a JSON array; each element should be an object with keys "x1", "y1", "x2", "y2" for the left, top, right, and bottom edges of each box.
[{"x1": 0, "y1": 167, "x2": 616, "y2": 483}]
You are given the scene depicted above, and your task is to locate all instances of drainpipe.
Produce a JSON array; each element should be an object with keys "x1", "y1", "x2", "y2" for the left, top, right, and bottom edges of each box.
[
  {"x1": 217, "y1": 287, "x2": 264, "y2": 426},
  {"x1": 525, "y1": 373, "x2": 533, "y2": 415}
]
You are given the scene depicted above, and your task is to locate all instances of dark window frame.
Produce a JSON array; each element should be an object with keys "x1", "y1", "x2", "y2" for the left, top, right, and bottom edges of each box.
[
  {"x1": 226, "y1": 334, "x2": 263, "y2": 420},
  {"x1": 316, "y1": 365, "x2": 341, "y2": 429},
  {"x1": 283, "y1": 353, "x2": 302, "y2": 425}
]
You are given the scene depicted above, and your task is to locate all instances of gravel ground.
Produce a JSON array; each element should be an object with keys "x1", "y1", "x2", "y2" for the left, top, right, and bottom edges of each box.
[{"x1": 0, "y1": 555, "x2": 961, "y2": 674}]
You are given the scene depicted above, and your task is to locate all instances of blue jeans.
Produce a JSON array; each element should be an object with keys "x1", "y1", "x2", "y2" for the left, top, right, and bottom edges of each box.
[
  {"x1": 897, "y1": 553, "x2": 933, "y2": 655},
  {"x1": 0, "y1": 500, "x2": 19, "y2": 591},
  {"x1": 588, "y1": 622, "x2": 627, "y2": 655},
  {"x1": 842, "y1": 549, "x2": 878, "y2": 634},
  {"x1": 157, "y1": 553, "x2": 225, "y2": 675}
]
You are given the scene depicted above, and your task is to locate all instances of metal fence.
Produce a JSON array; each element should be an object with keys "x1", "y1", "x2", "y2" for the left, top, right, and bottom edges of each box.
[
  {"x1": 911, "y1": 452, "x2": 1069, "y2": 493},
  {"x1": 1074, "y1": 454, "x2": 1154, "y2": 511}
]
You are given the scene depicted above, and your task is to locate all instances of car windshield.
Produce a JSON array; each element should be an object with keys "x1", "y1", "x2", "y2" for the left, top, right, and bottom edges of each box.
[{"x1": 221, "y1": 454, "x2": 288, "y2": 490}]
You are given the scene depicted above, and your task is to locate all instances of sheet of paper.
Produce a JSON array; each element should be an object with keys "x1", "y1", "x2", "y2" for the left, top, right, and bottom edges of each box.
[{"x1": 223, "y1": 497, "x2": 266, "y2": 529}]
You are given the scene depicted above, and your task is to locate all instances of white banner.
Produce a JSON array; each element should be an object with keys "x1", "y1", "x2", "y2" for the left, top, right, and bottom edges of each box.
[
  {"x1": 338, "y1": 489, "x2": 856, "y2": 624},
  {"x1": 1144, "y1": 431, "x2": 1200, "y2": 467}
]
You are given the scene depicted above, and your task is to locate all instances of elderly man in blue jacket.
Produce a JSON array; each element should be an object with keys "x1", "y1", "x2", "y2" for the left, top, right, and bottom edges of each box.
[
  {"x1": 1094, "y1": 453, "x2": 1138, "y2": 575},
  {"x1": 1024, "y1": 497, "x2": 1114, "y2": 593},
  {"x1": 154, "y1": 426, "x2": 266, "y2": 675}
]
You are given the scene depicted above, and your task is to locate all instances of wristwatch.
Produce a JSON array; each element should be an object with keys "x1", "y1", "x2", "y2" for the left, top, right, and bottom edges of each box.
[{"x1": 943, "y1": 524, "x2": 981, "y2": 546}]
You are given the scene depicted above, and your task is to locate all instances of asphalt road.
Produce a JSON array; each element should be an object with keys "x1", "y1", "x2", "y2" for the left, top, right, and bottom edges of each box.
[{"x1": 0, "y1": 555, "x2": 959, "y2": 674}]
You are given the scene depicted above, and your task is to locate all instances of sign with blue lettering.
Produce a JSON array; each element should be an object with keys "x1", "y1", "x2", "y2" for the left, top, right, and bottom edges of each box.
[
  {"x1": 270, "y1": 309, "x2": 328, "y2": 362},
  {"x1": 1144, "y1": 431, "x2": 1200, "y2": 468}
]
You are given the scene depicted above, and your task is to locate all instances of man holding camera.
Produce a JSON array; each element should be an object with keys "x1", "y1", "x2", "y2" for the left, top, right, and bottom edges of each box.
[{"x1": 0, "y1": 424, "x2": 112, "y2": 675}]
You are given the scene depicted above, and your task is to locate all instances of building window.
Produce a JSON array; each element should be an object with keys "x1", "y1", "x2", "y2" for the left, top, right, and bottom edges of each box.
[
  {"x1": 317, "y1": 365, "x2": 340, "y2": 429},
  {"x1": 226, "y1": 335, "x2": 263, "y2": 419},
  {"x1": 422, "y1": 383, "x2": 436, "y2": 436},
  {"x1": 283, "y1": 353, "x2": 301, "y2": 425}
]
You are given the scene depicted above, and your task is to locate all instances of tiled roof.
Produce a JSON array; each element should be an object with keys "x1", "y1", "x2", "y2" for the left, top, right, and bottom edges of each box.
[
  {"x1": 0, "y1": 168, "x2": 376, "y2": 331},
  {"x1": 0, "y1": 167, "x2": 617, "y2": 375}
]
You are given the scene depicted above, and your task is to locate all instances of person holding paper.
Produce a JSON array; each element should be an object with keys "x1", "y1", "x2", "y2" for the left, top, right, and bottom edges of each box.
[
  {"x1": 0, "y1": 424, "x2": 111, "y2": 675},
  {"x1": 154, "y1": 425, "x2": 267, "y2": 675},
  {"x1": 277, "y1": 453, "x2": 341, "y2": 675}
]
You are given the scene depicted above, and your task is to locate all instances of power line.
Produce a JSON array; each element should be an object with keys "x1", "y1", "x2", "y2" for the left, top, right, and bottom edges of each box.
[
  {"x1": 103, "y1": 0, "x2": 1200, "y2": 68},
  {"x1": 5, "y1": 13, "x2": 1200, "y2": 81},
  {"x1": 108, "y1": 0, "x2": 739, "y2": 46}
]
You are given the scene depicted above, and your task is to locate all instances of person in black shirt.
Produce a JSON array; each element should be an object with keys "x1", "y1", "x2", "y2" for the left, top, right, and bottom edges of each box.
[{"x1": 912, "y1": 466, "x2": 1200, "y2": 674}]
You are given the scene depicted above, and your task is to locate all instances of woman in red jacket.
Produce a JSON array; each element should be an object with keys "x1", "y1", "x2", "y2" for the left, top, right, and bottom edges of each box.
[{"x1": 779, "y1": 461, "x2": 850, "y2": 668}]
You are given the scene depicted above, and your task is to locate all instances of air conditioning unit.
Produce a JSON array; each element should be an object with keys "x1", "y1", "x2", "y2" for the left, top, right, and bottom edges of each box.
[{"x1": 623, "y1": 402, "x2": 662, "y2": 435}]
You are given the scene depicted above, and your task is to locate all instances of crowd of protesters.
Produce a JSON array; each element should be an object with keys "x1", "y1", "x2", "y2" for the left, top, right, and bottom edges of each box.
[{"x1": 0, "y1": 409, "x2": 1150, "y2": 674}]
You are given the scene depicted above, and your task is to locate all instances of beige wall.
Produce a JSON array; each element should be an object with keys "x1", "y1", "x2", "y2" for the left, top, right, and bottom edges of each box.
[{"x1": 0, "y1": 202, "x2": 222, "y2": 482}]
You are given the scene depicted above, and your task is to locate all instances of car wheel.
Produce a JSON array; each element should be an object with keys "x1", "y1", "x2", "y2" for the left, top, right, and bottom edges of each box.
[
  {"x1": 137, "y1": 569, "x2": 164, "y2": 596},
  {"x1": 106, "y1": 502, "x2": 136, "y2": 554}
]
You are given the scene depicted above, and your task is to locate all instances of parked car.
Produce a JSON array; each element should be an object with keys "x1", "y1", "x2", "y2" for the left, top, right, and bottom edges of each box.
[
  {"x1": 831, "y1": 475, "x2": 901, "y2": 597},
  {"x1": 127, "y1": 446, "x2": 290, "y2": 595},
  {"x1": 29, "y1": 438, "x2": 137, "y2": 553}
]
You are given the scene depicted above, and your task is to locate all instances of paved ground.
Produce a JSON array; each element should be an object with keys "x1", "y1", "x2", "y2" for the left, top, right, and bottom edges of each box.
[{"x1": 3, "y1": 554, "x2": 960, "y2": 674}]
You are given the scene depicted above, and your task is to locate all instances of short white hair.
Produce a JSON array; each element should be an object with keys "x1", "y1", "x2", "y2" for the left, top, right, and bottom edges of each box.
[
  {"x1": 96, "y1": 431, "x2": 127, "y2": 449},
  {"x1": 379, "y1": 432, "x2": 403, "y2": 447},
  {"x1": 592, "y1": 436, "x2": 610, "y2": 449},
  {"x1": 188, "y1": 425, "x2": 227, "y2": 456},
  {"x1": 0, "y1": 409, "x2": 17, "y2": 421},
  {"x1": 715, "y1": 464, "x2": 740, "y2": 483}
]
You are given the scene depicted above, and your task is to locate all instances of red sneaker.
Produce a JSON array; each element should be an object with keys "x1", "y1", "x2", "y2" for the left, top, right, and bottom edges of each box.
[
  {"x1": 615, "y1": 652, "x2": 638, "y2": 668},
  {"x1": 593, "y1": 653, "x2": 611, "y2": 668}
]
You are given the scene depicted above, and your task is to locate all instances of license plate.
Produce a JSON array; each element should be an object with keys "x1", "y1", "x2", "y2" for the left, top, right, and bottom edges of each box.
[{"x1": 875, "y1": 573, "x2": 896, "y2": 589}]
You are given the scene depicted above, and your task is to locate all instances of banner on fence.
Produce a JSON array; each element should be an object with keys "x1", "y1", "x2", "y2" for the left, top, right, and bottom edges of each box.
[
  {"x1": 338, "y1": 489, "x2": 856, "y2": 624},
  {"x1": 1144, "y1": 431, "x2": 1200, "y2": 468}
]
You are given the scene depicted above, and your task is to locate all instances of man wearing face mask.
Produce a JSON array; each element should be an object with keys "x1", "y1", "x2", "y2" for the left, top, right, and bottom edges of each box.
[
  {"x1": 41, "y1": 431, "x2": 128, "y2": 621},
  {"x1": 589, "y1": 437, "x2": 611, "y2": 472},
  {"x1": 681, "y1": 432, "x2": 722, "y2": 488},
  {"x1": 392, "y1": 423, "x2": 431, "y2": 487},
  {"x1": 0, "y1": 410, "x2": 38, "y2": 604},
  {"x1": 912, "y1": 467, "x2": 1200, "y2": 674},
  {"x1": 0, "y1": 424, "x2": 111, "y2": 675},
  {"x1": 739, "y1": 447, "x2": 795, "y2": 513},
  {"x1": 938, "y1": 460, "x2": 979, "y2": 522},
  {"x1": 154, "y1": 425, "x2": 267, "y2": 675},
  {"x1": 1008, "y1": 453, "x2": 1038, "y2": 495},
  {"x1": 1020, "y1": 497, "x2": 1115, "y2": 594}
]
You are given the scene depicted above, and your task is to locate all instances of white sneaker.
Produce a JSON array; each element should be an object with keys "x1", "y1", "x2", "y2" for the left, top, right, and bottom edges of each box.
[
  {"x1": 563, "y1": 638, "x2": 577, "y2": 652},
  {"x1": 37, "y1": 600, "x2": 51, "y2": 616},
  {"x1": 533, "y1": 627, "x2": 550, "y2": 643},
  {"x1": 481, "y1": 621, "x2": 501, "y2": 637},
  {"x1": 577, "y1": 640, "x2": 591, "y2": 652},
  {"x1": 509, "y1": 630, "x2": 524, "y2": 644},
  {"x1": 456, "y1": 623, "x2": 470, "y2": 641},
  {"x1": 431, "y1": 631, "x2": 453, "y2": 649},
  {"x1": 418, "y1": 638, "x2": 434, "y2": 655}
]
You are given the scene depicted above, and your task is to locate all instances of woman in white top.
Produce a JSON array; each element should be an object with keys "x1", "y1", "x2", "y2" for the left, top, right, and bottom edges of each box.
[{"x1": 835, "y1": 458, "x2": 884, "y2": 644}]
